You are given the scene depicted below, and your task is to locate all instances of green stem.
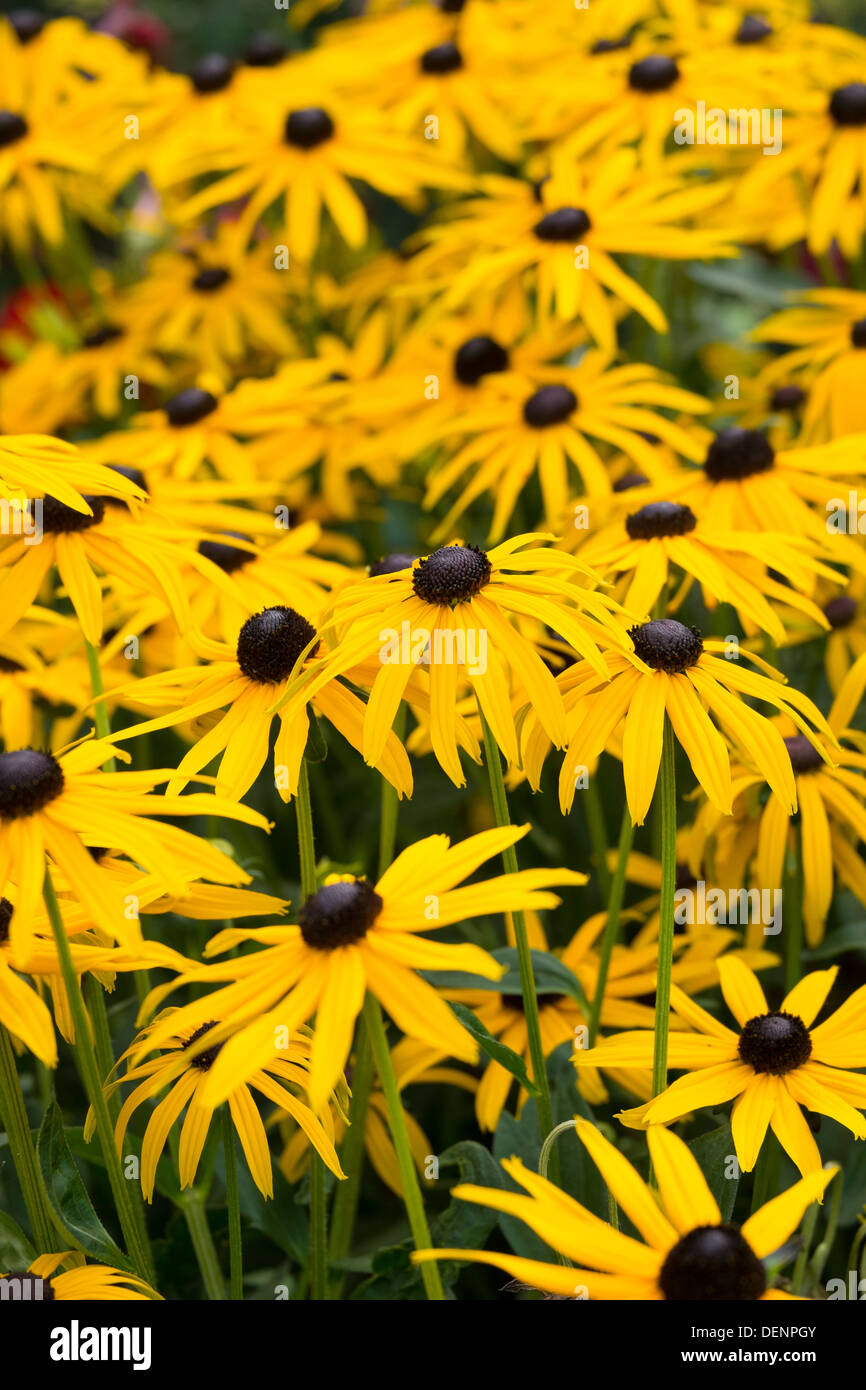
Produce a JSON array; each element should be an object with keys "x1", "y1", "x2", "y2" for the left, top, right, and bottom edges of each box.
[
  {"x1": 792, "y1": 1201, "x2": 819, "y2": 1296},
  {"x1": 477, "y1": 709, "x2": 556, "y2": 1153},
  {"x1": 651, "y1": 718, "x2": 677, "y2": 1098},
  {"x1": 0, "y1": 1026, "x2": 56, "y2": 1250},
  {"x1": 582, "y1": 777, "x2": 612, "y2": 907},
  {"x1": 588, "y1": 806, "x2": 634, "y2": 1046},
  {"x1": 84, "y1": 639, "x2": 116, "y2": 771},
  {"x1": 221, "y1": 1105, "x2": 242, "y2": 1300},
  {"x1": 363, "y1": 993, "x2": 444, "y2": 1301},
  {"x1": 327, "y1": 1024, "x2": 374, "y2": 1297},
  {"x1": 309, "y1": 1141, "x2": 328, "y2": 1301},
  {"x1": 295, "y1": 755, "x2": 329, "y2": 1299},
  {"x1": 42, "y1": 869, "x2": 154, "y2": 1284},
  {"x1": 750, "y1": 1131, "x2": 781, "y2": 1215},
  {"x1": 784, "y1": 826, "x2": 803, "y2": 993},
  {"x1": 181, "y1": 1192, "x2": 225, "y2": 1301}
]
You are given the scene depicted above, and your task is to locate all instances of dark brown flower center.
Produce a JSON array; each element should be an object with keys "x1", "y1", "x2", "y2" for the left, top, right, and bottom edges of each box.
[
  {"x1": 738, "y1": 1011, "x2": 812, "y2": 1074},
  {"x1": 523, "y1": 384, "x2": 577, "y2": 428},
  {"x1": 236, "y1": 606, "x2": 319, "y2": 684},
  {"x1": 412, "y1": 544, "x2": 491, "y2": 604},
  {"x1": 850, "y1": 318, "x2": 866, "y2": 348},
  {"x1": 625, "y1": 501, "x2": 697, "y2": 539},
  {"x1": 420, "y1": 41, "x2": 463, "y2": 74},
  {"x1": 166, "y1": 388, "x2": 218, "y2": 428},
  {"x1": 0, "y1": 749, "x2": 64, "y2": 821},
  {"x1": 0, "y1": 1273, "x2": 54, "y2": 1300},
  {"x1": 191, "y1": 54, "x2": 234, "y2": 94},
  {"x1": 192, "y1": 266, "x2": 231, "y2": 292},
  {"x1": 284, "y1": 107, "x2": 335, "y2": 148},
  {"x1": 243, "y1": 33, "x2": 285, "y2": 67},
  {"x1": 533, "y1": 207, "x2": 592, "y2": 242},
  {"x1": 0, "y1": 111, "x2": 28, "y2": 147},
  {"x1": 613, "y1": 471, "x2": 650, "y2": 492},
  {"x1": 454, "y1": 336, "x2": 510, "y2": 386},
  {"x1": 784, "y1": 734, "x2": 823, "y2": 775},
  {"x1": 0, "y1": 897, "x2": 12, "y2": 946},
  {"x1": 830, "y1": 83, "x2": 866, "y2": 127},
  {"x1": 182, "y1": 1021, "x2": 223, "y2": 1071},
  {"x1": 298, "y1": 879, "x2": 383, "y2": 949},
  {"x1": 369, "y1": 552, "x2": 416, "y2": 577},
  {"x1": 704, "y1": 428, "x2": 774, "y2": 481},
  {"x1": 9, "y1": 10, "x2": 46, "y2": 43},
  {"x1": 736, "y1": 16, "x2": 773, "y2": 44},
  {"x1": 40, "y1": 495, "x2": 105, "y2": 533},
  {"x1": 659, "y1": 1225, "x2": 766, "y2": 1301},
  {"x1": 628, "y1": 55, "x2": 680, "y2": 92},
  {"x1": 824, "y1": 594, "x2": 857, "y2": 628},
  {"x1": 591, "y1": 36, "x2": 633, "y2": 54},
  {"x1": 198, "y1": 533, "x2": 250, "y2": 573},
  {"x1": 82, "y1": 324, "x2": 124, "y2": 349},
  {"x1": 769, "y1": 384, "x2": 805, "y2": 411},
  {"x1": 629, "y1": 619, "x2": 703, "y2": 673}
]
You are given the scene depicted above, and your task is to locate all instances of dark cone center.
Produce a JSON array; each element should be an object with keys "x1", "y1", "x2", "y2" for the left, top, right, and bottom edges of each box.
[
  {"x1": 736, "y1": 16, "x2": 773, "y2": 43},
  {"x1": 850, "y1": 318, "x2": 866, "y2": 348},
  {"x1": 198, "y1": 533, "x2": 251, "y2": 574},
  {"x1": 236, "y1": 606, "x2": 318, "y2": 684},
  {"x1": 182, "y1": 1021, "x2": 223, "y2": 1071},
  {"x1": 629, "y1": 618, "x2": 703, "y2": 673},
  {"x1": 166, "y1": 387, "x2": 218, "y2": 428},
  {"x1": 412, "y1": 544, "x2": 491, "y2": 604},
  {"x1": 0, "y1": 111, "x2": 28, "y2": 146},
  {"x1": 659, "y1": 1225, "x2": 766, "y2": 1301},
  {"x1": 824, "y1": 594, "x2": 857, "y2": 628},
  {"x1": 628, "y1": 55, "x2": 680, "y2": 92},
  {"x1": 769, "y1": 384, "x2": 805, "y2": 411},
  {"x1": 369, "y1": 552, "x2": 415, "y2": 577},
  {"x1": 0, "y1": 749, "x2": 64, "y2": 821},
  {"x1": 41, "y1": 495, "x2": 105, "y2": 533},
  {"x1": 9, "y1": 11, "x2": 46, "y2": 43},
  {"x1": 0, "y1": 897, "x2": 12, "y2": 945},
  {"x1": 533, "y1": 207, "x2": 592, "y2": 242},
  {"x1": 454, "y1": 335, "x2": 510, "y2": 386},
  {"x1": 830, "y1": 83, "x2": 866, "y2": 127},
  {"x1": 285, "y1": 107, "x2": 335, "y2": 148},
  {"x1": 0, "y1": 1273, "x2": 54, "y2": 1300},
  {"x1": 738, "y1": 1011, "x2": 812, "y2": 1074},
  {"x1": 523, "y1": 384, "x2": 577, "y2": 428},
  {"x1": 244, "y1": 33, "x2": 285, "y2": 67},
  {"x1": 784, "y1": 734, "x2": 823, "y2": 775},
  {"x1": 298, "y1": 879, "x2": 383, "y2": 949},
  {"x1": 192, "y1": 266, "x2": 231, "y2": 292},
  {"x1": 625, "y1": 501, "x2": 696, "y2": 539},
  {"x1": 82, "y1": 324, "x2": 124, "y2": 349},
  {"x1": 191, "y1": 54, "x2": 234, "y2": 93},
  {"x1": 704, "y1": 428, "x2": 775, "y2": 481},
  {"x1": 420, "y1": 41, "x2": 463, "y2": 73}
]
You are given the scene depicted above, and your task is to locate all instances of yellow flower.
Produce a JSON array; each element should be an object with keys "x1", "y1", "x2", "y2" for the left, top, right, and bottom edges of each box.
[
  {"x1": 413, "y1": 1118, "x2": 837, "y2": 1299},
  {"x1": 1, "y1": 1251, "x2": 160, "y2": 1300}
]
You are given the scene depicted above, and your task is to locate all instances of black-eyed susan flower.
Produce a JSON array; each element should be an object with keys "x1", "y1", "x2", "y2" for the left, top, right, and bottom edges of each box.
[
  {"x1": 412, "y1": 1119, "x2": 837, "y2": 1299},
  {"x1": 131, "y1": 824, "x2": 583, "y2": 1111},
  {"x1": 93, "y1": 1011, "x2": 345, "y2": 1202},
  {"x1": 552, "y1": 617, "x2": 833, "y2": 824},
  {"x1": 577, "y1": 956, "x2": 866, "y2": 1177},
  {"x1": 0, "y1": 737, "x2": 270, "y2": 962},
  {"x1": 421, "y1": 148, "x2": 736, "y2": 348},
  {"x1": 105, "y1": 604, "x2": 412, "y2": 802},
  {"x1": 422, "y1": 355, "x2": 710, "y2": 541},
  {"x1": 752, "y1": 288, "x2": 866, "y2": 441},
  {"x1": 282, "y1": 535, "x2": 629, "y2": 783},
  {"x1": 0, "y1": 1251, "x2": 160, "y2": 1300},
  {"x1": 0, "y1": 434, "x2": 143, "y2": 515}
]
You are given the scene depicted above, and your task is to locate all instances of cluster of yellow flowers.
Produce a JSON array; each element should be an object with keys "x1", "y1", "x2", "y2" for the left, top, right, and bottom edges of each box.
[{"x1": 1, "y1": 0, "x2": 866, "y2": 1308}]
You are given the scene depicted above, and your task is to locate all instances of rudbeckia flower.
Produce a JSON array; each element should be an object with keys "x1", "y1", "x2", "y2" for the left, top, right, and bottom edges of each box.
[
  {"x1": 551, "y1": 617, "x2": 834, "y2": 823},
  {"x1": 169, "y1": 78, "x2": 465, "y2": 263},
  {"x1": 0, "y1": 434, "x2": 143, "y2": 514},
  {"x1": 577, "y1": 957, "x2": 866, "y2": 1177},
  {"x1": 0, "y1": 737, "x2": 270, "y2": 962},
  {"x1": 0, "y1": 1252, "x2": 160, "y2": 1301},
  {"x1": 421, "y1": 148, "x2": 736, "y2": 348},
  {"x1": 281, "y1": 534, "x2": 629, "y2": 783},
  {"x1": 752, "y1": 288, "x2": 866, "y2": 440},
  {"x1": 105, "y1": 604, "x2": 412, "y2": 802},
  {"x1": 412, "y1": 1119, "x2": 837, "y2": 1299},
  {"x1": 421, "y1": 355, "x2": 710, "y2": 541},
  {"x1": 569, "y1": 495, "x2": 839, "y2": 642},
  {"x1": 94, "y1": 1012, "x2": 345, "y2": 1202},
  {"x1": 130, "y1": 824, "x2": 583, "y2": 1110}
]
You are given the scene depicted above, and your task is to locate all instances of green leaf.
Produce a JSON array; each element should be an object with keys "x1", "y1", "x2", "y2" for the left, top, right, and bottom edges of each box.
[
  {"x1": 304, "y1": 713, "x2": 328, "y2": 764},
  {"x1": 37, "y1": 1101, "x2": 131, "y2": 1270},
  {"x1": 425, "y1": 947, "x2": 591, "y2": 1015},
  {"x1": 0, "y1": 1211, "x2": 36, "y2": 1269},
  {"x1": 449, "y1": 1001, "x2": 539, "y2": 1096},
  {"x1": 805, "y1": 921, "x2": 866, "y2": 961},
  {"x1": 688, "y1": 1123, "x2": 739, "y2": 1222}
]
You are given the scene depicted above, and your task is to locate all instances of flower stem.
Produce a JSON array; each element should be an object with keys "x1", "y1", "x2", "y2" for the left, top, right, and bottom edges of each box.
[
  {"x1": 783, "y1": 826, "x2": 803, "y2": 993},
  {"x1": 84, "y1": 638, "x2": 116, "y2": 771},
  {"x1": 221, "y1": 1105, "x2": 243, "y2": 1300},
  {"x1": 328, "y1": 1006, "x2": 374, "y2": 1299},
  {"x1": 0, "y1": 1025, "x2": 56, "y2": 1251},
  {"x1": 181, "y1": 1191, "x2": 225, "y2": 1301},
  {"x1": 651, "y1": 717, "x2": 677, "y2": 1098},
  {"x1": 295, "y1": 755, "x2": 330, "y2": 1300},
  {"x1": 478, "y1": 708, "x2": 556, "y2": 1151},
  {"x1": 588, "y1": 805, "x2": 634, "y2": 1046},
  {"x1": 42, "y1": 868, "x2": 154, "y2": 1283},
  {"x1": 363, "y1": 992, "x2": 444, "y2": 1301},
  {"x1": 582, "y1": 776, "x2": 612, "y2": 907}
]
